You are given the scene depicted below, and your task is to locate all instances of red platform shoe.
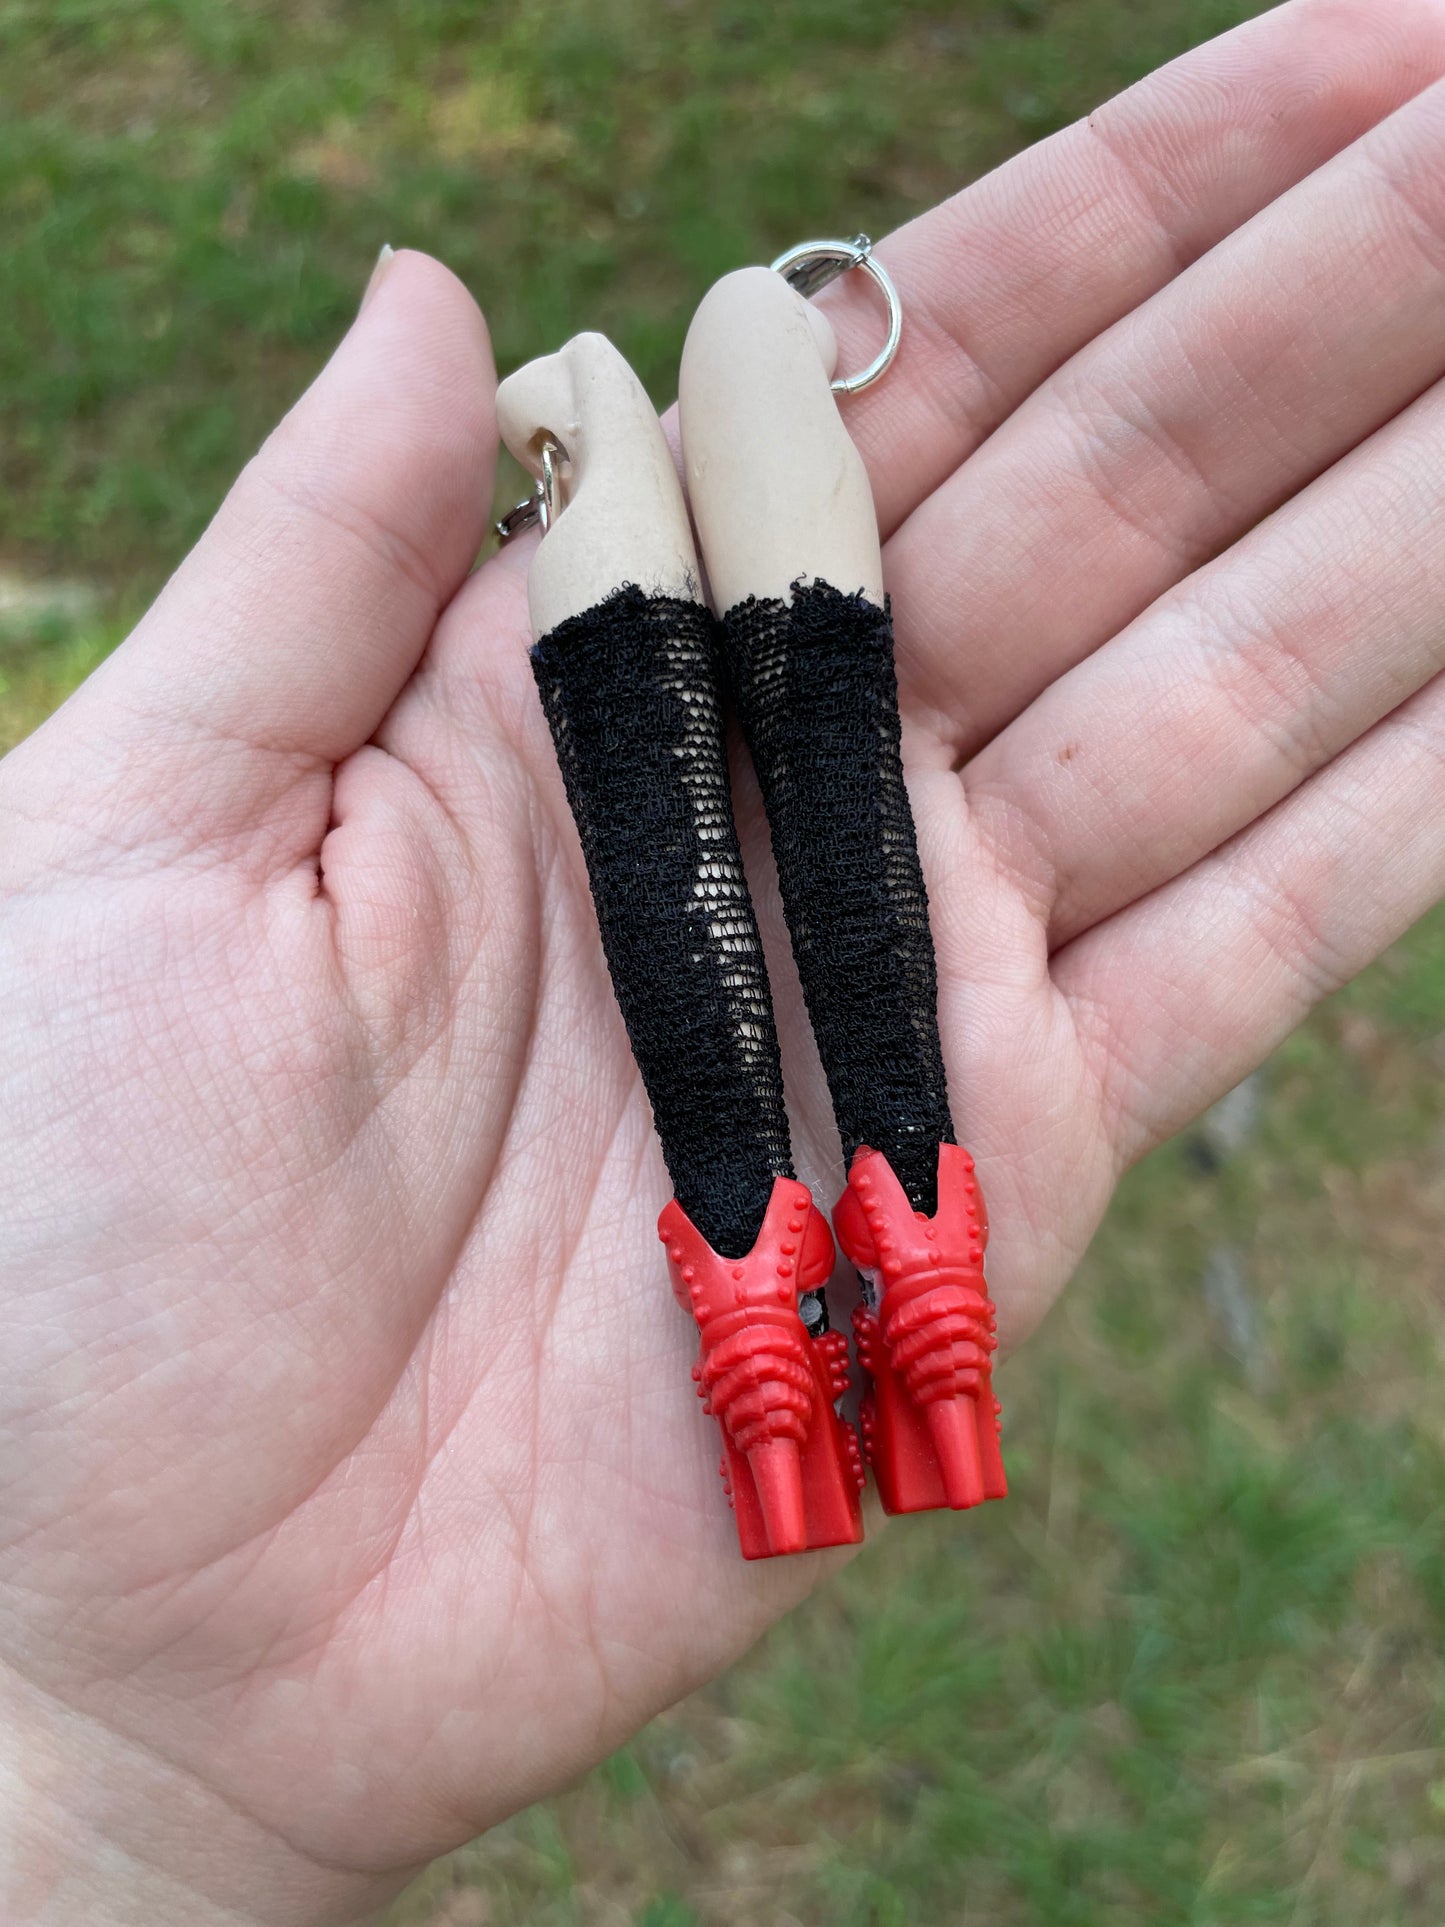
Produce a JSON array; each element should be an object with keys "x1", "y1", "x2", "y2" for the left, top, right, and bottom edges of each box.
[
  {"x1": 833, "y1": 1143, "x2": 1006, "y2": 1516},
  {"x1": 659, "y1": 1177, "x2": 865, "y2": 1559}
]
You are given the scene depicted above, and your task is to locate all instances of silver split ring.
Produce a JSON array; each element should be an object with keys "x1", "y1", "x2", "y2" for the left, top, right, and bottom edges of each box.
[
  {"x1": 770, "y1": 233, "x2": 902, "y2": 396},
  {"x1": 494, "y1": 436, "x2": 568, "y2": 543}
]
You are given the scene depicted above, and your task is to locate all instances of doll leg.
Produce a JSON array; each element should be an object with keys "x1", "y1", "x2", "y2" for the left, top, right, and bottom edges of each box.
[
  {"x1": 680, "y1": 268, "x2": 1005, "y2": 1515},
  {"x1": 717, "y1": 585, "x2": 1004, "y2": 1514},
  {"x1": 498, "y1": 334, "x2": 863, "y2": 1556}
]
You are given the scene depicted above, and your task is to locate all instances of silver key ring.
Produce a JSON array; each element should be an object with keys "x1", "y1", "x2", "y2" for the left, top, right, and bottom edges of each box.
[
  {"x1": 495, "y1": 436, "x2": 568, "y2": 542},
  {"x1": 770, "y1": 233, "x2": 902, "y2": 396}
]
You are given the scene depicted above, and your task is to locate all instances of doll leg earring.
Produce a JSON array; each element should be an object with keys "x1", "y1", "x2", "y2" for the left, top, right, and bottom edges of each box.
[
  {"x1": 495, "y1": 334, "x2": 863, "y2": 1559},
  {"x1": 679, "y1": 244, "x2": 1006, "y2": 1518}
]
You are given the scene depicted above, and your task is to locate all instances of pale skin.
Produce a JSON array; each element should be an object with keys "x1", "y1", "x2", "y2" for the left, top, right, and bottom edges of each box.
[
  {"x1": 5, "y1": 2, "x2": 1445, "y2": 1920},
  {"x1": 495, "y1": 332, "x2": 703, "y2": 635},
  {"x1": 678, "y1": 266, "x2": 884, "y2": 608}
]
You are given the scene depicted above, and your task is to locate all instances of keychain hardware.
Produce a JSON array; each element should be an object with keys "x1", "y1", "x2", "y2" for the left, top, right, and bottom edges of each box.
[
  {"x1": 495, "y1": 435, "x2": 569, "y2": 541},
  {"x1": 770, "y1": 234, "x2": 902, "y2": 395}
]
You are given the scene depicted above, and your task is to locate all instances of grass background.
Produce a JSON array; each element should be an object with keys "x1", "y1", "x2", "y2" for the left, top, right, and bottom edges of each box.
[{"x1": 3, "y1": 1, "x2": 1444, "y2": 1920}]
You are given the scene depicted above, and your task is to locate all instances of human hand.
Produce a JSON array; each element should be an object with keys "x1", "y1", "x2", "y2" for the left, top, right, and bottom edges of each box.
[{"x1": 6, "y1": 2, "x2": 1445, "y2": 1920}]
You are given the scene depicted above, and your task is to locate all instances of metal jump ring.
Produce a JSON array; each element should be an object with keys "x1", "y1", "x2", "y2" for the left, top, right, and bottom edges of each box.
[
  {"x1": 494, "y1": 436, "x2": 568, "y2": 542},
  {"x1": 769, "y1": 234, "x2": 902, "y2": 396}
]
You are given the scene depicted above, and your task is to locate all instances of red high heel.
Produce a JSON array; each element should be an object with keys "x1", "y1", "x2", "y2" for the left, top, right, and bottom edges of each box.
[
  {"x1": 659, "y1": 1176, "x2": 865, "y2": 1559},
  {"x1": 833, "y1": 1143, "x2": 1005, "y2": 1515}
]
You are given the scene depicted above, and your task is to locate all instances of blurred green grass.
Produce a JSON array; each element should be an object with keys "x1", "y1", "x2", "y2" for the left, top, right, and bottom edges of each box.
[{"x1": 3, "y1": 1, "x2": 1443, "y2": 1922}]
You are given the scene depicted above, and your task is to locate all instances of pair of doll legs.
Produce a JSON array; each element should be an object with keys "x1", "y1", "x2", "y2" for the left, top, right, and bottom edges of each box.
[{"x1": 497, "y1": 258, "x2": 1003, "y2": 1558}]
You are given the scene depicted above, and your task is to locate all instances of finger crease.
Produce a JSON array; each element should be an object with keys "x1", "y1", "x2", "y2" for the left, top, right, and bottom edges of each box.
[{"x1": 252, "y1": 463, "x2": 445, "y2": 616}]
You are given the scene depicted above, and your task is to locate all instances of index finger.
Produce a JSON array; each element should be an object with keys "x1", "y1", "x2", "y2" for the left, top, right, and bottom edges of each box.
[{"x1": 817, "y1": 0, "x2": 1445, "y2": 538}]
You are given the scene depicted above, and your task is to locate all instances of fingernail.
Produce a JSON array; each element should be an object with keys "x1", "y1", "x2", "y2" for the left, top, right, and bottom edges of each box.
[{"x1": 360, "y1": 243, "x2": 395, "y2": 312}]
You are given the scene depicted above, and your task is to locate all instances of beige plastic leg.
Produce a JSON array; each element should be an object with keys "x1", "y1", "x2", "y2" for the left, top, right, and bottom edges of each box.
[
  {"x1": 678, "y1": 266, "x2": 884, "y2": 613},
  {"x1": 496, "y1": 332, "x2": 703, "y2": 639}
]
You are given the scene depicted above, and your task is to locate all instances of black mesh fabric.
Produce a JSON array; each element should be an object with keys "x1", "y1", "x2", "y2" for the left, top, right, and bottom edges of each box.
[
  {"x1": 531, "y1": 585, "x2": 793, "y2": 1258},
  {"x1": 717, "y1": 580, "x2": 955, "y2": 1215}
]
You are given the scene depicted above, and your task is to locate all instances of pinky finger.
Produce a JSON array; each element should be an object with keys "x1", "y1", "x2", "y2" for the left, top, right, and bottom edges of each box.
[{"x1": 1056, "y1": 674, "x2": 1445, "y2": 1170}]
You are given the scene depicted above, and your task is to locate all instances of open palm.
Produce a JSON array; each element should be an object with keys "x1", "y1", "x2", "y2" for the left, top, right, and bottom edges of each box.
[{"x1": 7, "y1": 5, "x2": 1445, "y2": 1921}]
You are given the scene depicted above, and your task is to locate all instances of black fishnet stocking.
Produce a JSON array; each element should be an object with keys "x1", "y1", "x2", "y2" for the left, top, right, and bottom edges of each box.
[
  {"x1": 718, "y1": 581, "x2": 954, "y2": 1215},
  {"x1": 531, "y1": 585, "x2": 793, "y2": 1258}
]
